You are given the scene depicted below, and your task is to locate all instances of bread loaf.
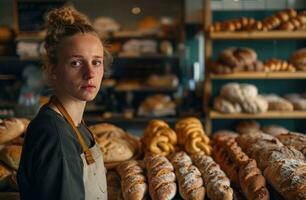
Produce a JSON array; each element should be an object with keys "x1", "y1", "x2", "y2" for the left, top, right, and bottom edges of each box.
[
  {"x1": 235, "y1": 120, "x2": 260, "y2": 134},
  {"x1": 106, "y1": 171, "x2": 123, "y2": 200},
  {"x1": 236, "y1": 132, "x2": 306, "y2": 199},
  {"x1": 261, "y1": 125, "x2": 289, "y2": 136},
  {"x1": 264, "y1": 159, "x2": 306, "y2": 200},
  {"x1": 116, "y1": 160, "x2": 147, "y2": 200},
  {"x1": 213, "y1": 96, "x2": 242, "y2": 114},
  {"x1": 262, "y1": 94, "x2": 294, "y2": 111},
  {"x1": 145, "y1": 154, "x2": 177, "y2": 200},
  {"x1": 0, "y1": 164, "x2": 11, "y2": 189},
  {"x1": 0, "y1": 145, "x2": 22, "y2": 170},
  {"x1": 192, "y1": 154, "x2": 233, "y2": 200},
  {"x1": 213, "y1": 133, "x2": 270, "y2": 200},
  {"x1": 0, "y1": 118, "x2": 27, "y2": 144},
  {"x1": 170, "y1": 152, "x2": 205, "y2": 200},
  {"x1": 275, "y1": 132, "x2": 306, "y2": 156}
]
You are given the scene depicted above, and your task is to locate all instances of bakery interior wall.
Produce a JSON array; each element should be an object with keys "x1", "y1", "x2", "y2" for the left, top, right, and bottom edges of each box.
[{"x1": 0, "y1": 0, "x2": 205, "y2": 136}]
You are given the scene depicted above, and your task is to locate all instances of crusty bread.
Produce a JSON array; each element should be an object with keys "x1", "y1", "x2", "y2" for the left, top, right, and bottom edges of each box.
[
  {"x1": 235, "y1": 120, "x2": 260, "y2": 134},
  {"x1": 236, "y1": 132, "x2": 306, "y2": 200},
  {"x1": 116, "y1": 160, "x2": 147, "y2": 200},
  {"x1": 145, "y1": 154, "x2": 177, "y2": 200},
  {"x1": 0, "y1": 145, "x2": 22, "y2": 170},
  {"x1": 192, "y1": 154, "x2": 233, "y2": 200},
  {"x1": 213, "y1": 133, "x2": 269, "y2": 200},
  {"x1": 106, "y1": 171, "x2": 122, "y2": 200},
  {"x1": 275, "y1": 132, "x2": 306, "y2": 156},
  {"x1": 0, "y1": 118, "x2": 27, "y2": 144},
  {"x1": 170, "y1": 152, "x2": 205, "y2": 200},
  {"x1": 0, "y1": 163, "x2": 11, "y2": 189},
  {"x1": 264, "y1": 159, "x2": 306, "y2": 200}
]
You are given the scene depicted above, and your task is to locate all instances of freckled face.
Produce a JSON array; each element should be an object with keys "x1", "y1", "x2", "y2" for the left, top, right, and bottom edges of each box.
[{"x1": 52, "y1": 33, "x2": 104, "y2": 101}]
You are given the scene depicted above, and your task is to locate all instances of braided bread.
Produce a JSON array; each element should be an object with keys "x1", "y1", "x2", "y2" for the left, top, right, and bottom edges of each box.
[
  {"x1": 170, "y1": 152, "x2": 205, "y2": 200},
  {"x1": 175, "y1": 118, "x2": 211, "y2": 155},
  {"x1": 143, "y1": 120, "x2": 177, "y2": 156},
  {"x1": 145, "y1": 154, "x2": 177, "y2": 200},
  {"x1": 192, "y1": 154, "x2": 233, "y2": 200},
  {"x1": 116, "y1": 160, "x2": 148, "y2": 200}
]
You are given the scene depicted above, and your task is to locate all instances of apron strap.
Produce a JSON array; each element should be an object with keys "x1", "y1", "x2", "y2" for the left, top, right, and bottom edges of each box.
[{"x1": 48, "y1": 96, "x2": 95, "y2": 165}]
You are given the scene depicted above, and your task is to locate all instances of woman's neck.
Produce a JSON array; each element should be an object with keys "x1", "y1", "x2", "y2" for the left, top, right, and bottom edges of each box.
[{"x1": 50, "y1": 93, "x2": 86, "y2": 127}]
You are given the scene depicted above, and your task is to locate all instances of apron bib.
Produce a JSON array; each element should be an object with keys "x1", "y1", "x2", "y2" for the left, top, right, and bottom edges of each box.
[{"x1": 49, "y1": 96, "x2": 107, "y2": 200}]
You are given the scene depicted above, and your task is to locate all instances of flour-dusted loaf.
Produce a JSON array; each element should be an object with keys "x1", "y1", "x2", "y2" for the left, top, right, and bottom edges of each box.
[
  {"x1": 170, "y1": 152, "x2": 205, "y2": 200},
  {"x1": 145, "y1": 154, "x2": 177, "y2": 200},
  {"x1": 192, "y1": 154, "x2": 233, "y2": 200},
  {"x1": 116, "y1": 160, "x2": 147, "y2": 200}
]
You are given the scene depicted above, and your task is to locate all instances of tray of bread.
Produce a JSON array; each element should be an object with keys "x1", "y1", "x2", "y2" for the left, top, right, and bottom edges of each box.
[{"x1": 0, "y1": 116, "x2": 305, "y2": 200}]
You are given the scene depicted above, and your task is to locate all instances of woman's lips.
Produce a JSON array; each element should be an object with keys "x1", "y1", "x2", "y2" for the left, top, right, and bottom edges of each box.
[{"x1": 81, "y1": 84, "x2": 96, "y2": 92}]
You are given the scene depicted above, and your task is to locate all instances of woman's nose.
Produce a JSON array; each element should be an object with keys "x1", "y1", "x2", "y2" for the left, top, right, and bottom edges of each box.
[{"x1": 84, "y1": 62, "x2": 95, "y2": 79}]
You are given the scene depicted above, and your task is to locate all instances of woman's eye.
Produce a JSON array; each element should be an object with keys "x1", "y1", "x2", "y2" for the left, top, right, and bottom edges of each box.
[
  {"x1": 71, "y1": 60, "x2": 82, "y2": 67},
  {"x1": 92, "y1": 60, "x2": 103, "y2": 66}
]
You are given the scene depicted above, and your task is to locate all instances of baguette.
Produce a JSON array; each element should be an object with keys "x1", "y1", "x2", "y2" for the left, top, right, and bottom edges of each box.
[
  {"x1": 116, "y1": 160, "x2": 148, "y2": 200},
  {"x1": 170, "y1": 152, "x2": 205, "y2": 200},
  {"x1": 192, "y1": 154, "x2": 233, "y2": 200},
  {"x1": 145, "y1": 154, "x2": 177, "y2": 200}
]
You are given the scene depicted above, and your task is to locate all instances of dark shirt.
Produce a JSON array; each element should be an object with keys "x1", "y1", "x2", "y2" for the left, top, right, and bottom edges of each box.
[{"x1": 17, "y1": 105, "x2": 94, "y2": 200}]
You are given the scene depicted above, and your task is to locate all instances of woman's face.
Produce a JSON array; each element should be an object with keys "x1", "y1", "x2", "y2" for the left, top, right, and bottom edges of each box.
[{"x1": 52, "y1": 33, "x2": 104, "y2": 102}]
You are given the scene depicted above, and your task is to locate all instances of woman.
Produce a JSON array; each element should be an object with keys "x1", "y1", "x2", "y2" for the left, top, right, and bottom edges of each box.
[{"x1": 17, "y1": 6, "x2": 108, "y2": 200}]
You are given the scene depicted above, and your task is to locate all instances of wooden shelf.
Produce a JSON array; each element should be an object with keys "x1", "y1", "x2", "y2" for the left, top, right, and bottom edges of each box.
[
  {"x1": 115, "y1": 86, "x2": 178, "y2": 92},
  {"x1": 208, "y1": 31, "x2": 306, "y2": 40},
  {"x1": 209, "y1": 72, "x2": 306, "y2": 79},
  {"x1": 0, "y1": 74, "x2": 16, "y2": 80},
  {"x1": 116, "y1": 54, "x2": 179, "y2": 60},
  {"x1": 210, "y1": 110, "x2": 306, "y2": 119}
]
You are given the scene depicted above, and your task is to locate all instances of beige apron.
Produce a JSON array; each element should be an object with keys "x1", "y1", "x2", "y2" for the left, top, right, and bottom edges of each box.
[{"x1": 49, "y1": 96, "x2": 107, "y2": 200}]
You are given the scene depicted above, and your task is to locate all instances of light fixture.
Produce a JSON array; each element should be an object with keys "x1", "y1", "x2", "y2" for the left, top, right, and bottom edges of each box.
[{"x1": 131, "y1": 7, "x2": 141, "y2": 15}]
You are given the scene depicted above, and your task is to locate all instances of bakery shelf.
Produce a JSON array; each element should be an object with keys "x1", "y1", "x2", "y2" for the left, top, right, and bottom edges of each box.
[
  {"x1": 208, "y1": 31, "x2": 306, "y2": 40},
  {"x1": 114, "y1": 86, "x2": 178, "y2": 92},
  {"x1": 0, "y1": 74, "x2": 16, "y2": 80},
  {"x1": 85, "y1": 115, "x2": 180, "y2": 124},
  {"x1": 210, "y1": 110, "x2": 306, "y2": 119},
  {"x1": 209, "y1": 72, "x2": 306, "y2": 80},
  {"x1": 115, "y1": 54, "x2": 179, "y2": 60}
]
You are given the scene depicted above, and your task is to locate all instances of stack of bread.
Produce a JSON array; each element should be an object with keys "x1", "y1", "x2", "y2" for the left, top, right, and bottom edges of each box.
[
  {"x1": 174, "y1": 117, "x2": 212, "y2": 155},
  {"x1": 88, "y1": 123, "x2": 141, "y2": 168},
  {"x1": 210, "y1": 47, "x2": 264, "y2": 74},
  {"x1": 138, "y1": 94, "x2": 176, "y2": 117},
  {"x1": 0, "y1": 117, "x2": 29, "y2": 193},
  {"x1": 213, "y1": 83, "x2": 268, "y2": 114},
  {"x1": 263, "y1": 58, "x2": 296, "y2": 72},
  {"x1": 170, "y1": 152, "x2": 205, "y2": 200},
  {"x1": 236, "y1": 132, "x2": 306, "y2": 200},
  {"x1": 116, "y1": 160, "x2": 148, "y2": 200},
  {"x1": 208, "y1": 9, "x2": 306, "y2": 32},
  {"x1": 142, "y1": 119, "x2": 177, "y2": 156},
  {"x1": 210, "y1": 47, "x2": 299, "y2": 74}
]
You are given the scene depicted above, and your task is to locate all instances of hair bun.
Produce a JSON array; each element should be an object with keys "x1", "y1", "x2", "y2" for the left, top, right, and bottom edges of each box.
[{"x1": 47, "y1": 6, "x2": 91, "y2": 27}]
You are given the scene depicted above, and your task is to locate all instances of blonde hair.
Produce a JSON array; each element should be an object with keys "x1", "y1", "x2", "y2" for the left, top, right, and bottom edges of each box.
[{"x1": 44, "y1": 6, "x2": 112, "y2": 75}]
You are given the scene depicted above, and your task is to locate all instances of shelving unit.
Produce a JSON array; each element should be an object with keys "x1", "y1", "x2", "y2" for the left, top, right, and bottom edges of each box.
[
  {"x1": 203, "y1": 0, "x2": 306, "y2": 134},
  {"x1": 210, "y1": 72, "x2": 306, "y2": 80},
  {"x1": 208, "y1": 31, "x2": 306, "y2": 40},
  {"x1": 210, "y1": 111, "x2": 306, "y2": 119}
]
